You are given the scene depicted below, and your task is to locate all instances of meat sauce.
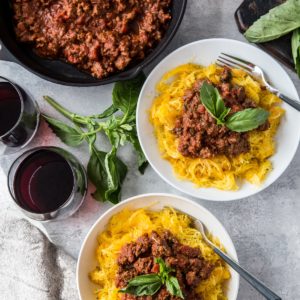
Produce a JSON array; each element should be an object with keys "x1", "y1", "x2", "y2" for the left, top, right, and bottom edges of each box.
[
  {"x1": 116, "y1": 230, "x2": 214, "y2": 300},
  {"x1": 12, "y1": 0, "x2": 172, "y2": 79},
  {"x1": 173, "y1": 68, "x2": 270, "y2": 159}
]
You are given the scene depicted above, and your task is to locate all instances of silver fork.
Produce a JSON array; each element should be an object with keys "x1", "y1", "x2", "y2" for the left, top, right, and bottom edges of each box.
[
  {"x1": 217, "y1": 53, "x2": 300, "y2": 111},
  {"x1": 194, "y1": 219, "x2": 282, "y2": 300}
]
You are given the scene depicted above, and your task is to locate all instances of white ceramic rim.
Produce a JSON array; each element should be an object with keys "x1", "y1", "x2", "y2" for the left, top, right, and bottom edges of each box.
[
  {"x1": 136, "y1": 38, "x2": 300, "y2": 201},
  {"x1": 76, "y1": 193, "x2": 240, "y2": 300}
]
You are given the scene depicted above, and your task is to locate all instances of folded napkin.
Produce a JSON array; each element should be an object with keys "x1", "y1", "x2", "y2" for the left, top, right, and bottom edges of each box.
[{"x1": 0, "y1": 212, "x2": 78, "y2": 300}]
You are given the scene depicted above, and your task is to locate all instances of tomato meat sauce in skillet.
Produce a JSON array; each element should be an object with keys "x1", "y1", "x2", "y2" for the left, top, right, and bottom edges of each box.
[{"x1": 12, "y1": 0, "x2": 172, "y2": 79}]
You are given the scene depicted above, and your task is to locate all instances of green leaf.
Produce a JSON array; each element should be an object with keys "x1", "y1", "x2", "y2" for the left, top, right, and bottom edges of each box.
[
  {"x1": 120, "y1": 279, "x2": 162, "y2": 296},
  {"x1": 87, "y1": 147, "x2": 127, "y2": 204},
  {"x1": 124, "y1": 274, "x2": 161, "y2": 286},
  {"x1": 200, "y1": 82, "x2": 230, "y2": 124},
  {"x1": 166, "y1": 277, "x2": 184, "y2": 299},
  {"x1": 292, "y1": 28, "x2": 300, "y2": 77},
  {"x1": 119, "y1": 258, "x2": 184, "y2": 298},
  {"x1": 155, "y1": 258, "x2": 170, "y2": 275},
  {"x1": 200, "y1": 82, "x2": 218, "y2": 116},
  {"x1": 134, "y1": 282, "x2": 162, "y2": 296},
  {"x1": 92, "y1": 104, "x2": 118, "y2": 119},
  {"x1": 120, "y1": 124, "x2": 133, "y2": 131},
  {"x1": 106, "y1": 130, "x2": 122, "y2": 148},
  {"x1": 124, "y1": 129, "x2": 148, "y2": 174},
  {"x1": 43, "y1": 114, "x2": 84, "y2": 146},
  {"x1": 226, "y1": 108, "x2": 269, "y2": 132},
  {"x1": 86, "y1": 122, "x2": 97, "y2": 147},
  {"x1": 112, "y1": 72, "x2": 146, "y2": 116},
  {"x1": 244, "y1": 0, "x2": 300, "y2": 43},
  {"x1": 119, "y1": 274, "x2": 162, "y2": 296}
]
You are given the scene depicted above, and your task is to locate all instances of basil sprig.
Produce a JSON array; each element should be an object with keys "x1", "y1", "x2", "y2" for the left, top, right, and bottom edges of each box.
[
  {"x1": 119, "y1": 258, "x2": 184, "y2": 299},
  {"x1": 200, "y1": 82, "x2": 269, "y2": 132},
  {"x1": 200, "y1": 82, "x2": 231, "y2": 125},
  {"x1": 42, "y1": 73, "x2": 148, "y2": 204}
]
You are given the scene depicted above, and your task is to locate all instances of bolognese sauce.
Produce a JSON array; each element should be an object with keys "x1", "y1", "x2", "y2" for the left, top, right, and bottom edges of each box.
[
  {"x1": 116, "y1": 230, "x2": 214, "y2": 300},
  {"x1": 12, "y1": 0, "x2": 172, "y2": 78},
  {"x1": 173, "y1": 68, "x2": 270, "y2": 159}
]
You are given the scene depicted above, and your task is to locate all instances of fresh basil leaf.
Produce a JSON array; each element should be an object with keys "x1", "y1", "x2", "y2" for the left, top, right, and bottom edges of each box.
[
  {"x1": 119, "y1": 274, "x2": 162, "y2": 296},
  {"x1": 226, "y1": 108, "x2": 269, "y2": 132},
  {"x1": 215, "y1": 88, "x2": 228, "y2": 118},
  {"x1": 93, "y1": 104, "x2": 118, "y2": 119},
  {"x1": 120, "y1": 124, "x2": 133, "y2": 131},
  {"x1": 120, "y1": 258, "x2": 184, "y2": 298},
  {"x1": 104, "y1": 147, "x2": 127, "y2": 204},
  {"x1": 106, "y1": 130, "x2": 121, "y2": 148},
  {"x1": 200, "y1": 82, "x2": 218, "y2": 116},
  {"x1": 218, "y1": 106, "x2": 231, "y2": 123},
  {"x1": 124, "y1": 129, "x2": 148, "y2": 174},
  {"x1": 87, "y1": 149, "x2": 107, "y2": 201},
  {"x1": 155, "y1": 257, "x2": 168, "y2": 274},
  {"x1": 292, "y1": 28, "x2": 300, "y2": 77},
  {"x1": 244, "y1": 0, "x2": 300, "y2": 43},
  {"x1": 135, "y1": 281, "x2": 162, "y2": 296},
  {"x1": 87, "y1": 147, "x2": 127, "y2": 204},
  {"x1": 43, "y1": 114, "x2": 84, "y2": 146},
  {"x1": 112, "y1": 72, "x2": 146, "y2": 116},
  {"x1": 166, "y1": 276, "x2": 184, "y2": 299},
  {"x1": 125, "y1": 274, "x2": 161, "y2": 286},
  {"x1": 120, "y1": 281, "x2": 162, "y2": 296},
  {"x1": 200, "y1": 82, "x2": 229, "y2": 124},
  {"x1": 86, "y1": 122, "x2": 97, "y2": 147}
]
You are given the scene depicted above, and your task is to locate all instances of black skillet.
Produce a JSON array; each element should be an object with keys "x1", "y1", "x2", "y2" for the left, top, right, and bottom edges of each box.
[{"x1": 0, "y1": 0, "x2": 187, "y2": 86}]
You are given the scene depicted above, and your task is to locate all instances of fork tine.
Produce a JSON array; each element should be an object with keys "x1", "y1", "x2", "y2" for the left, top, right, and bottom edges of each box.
[
  {"x1": 216, "y1": 59, "x2": 233, "y2": 69},
  {"x1": 221, "y1": 53, "x2": 255, "y2": 69},
  {"x1": 218, "y1": 56, "x2": 253, "y2": 73},
  {"x1": 216, "y1": 58, "x2": 251, "y2": 74}
]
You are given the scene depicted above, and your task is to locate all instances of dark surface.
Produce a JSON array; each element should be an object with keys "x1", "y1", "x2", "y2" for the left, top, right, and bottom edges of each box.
[
  {"x1": 0, "y1": 0, "x2": 186, "y2": 86},
  {"x1": 235, "y1": 0, "x2": 294, "y2": 71}
]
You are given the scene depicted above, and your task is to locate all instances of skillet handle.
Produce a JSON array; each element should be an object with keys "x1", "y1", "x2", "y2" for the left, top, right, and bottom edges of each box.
[{"x1": 0, "y1": 41, "x2": 18, "y2": 63}]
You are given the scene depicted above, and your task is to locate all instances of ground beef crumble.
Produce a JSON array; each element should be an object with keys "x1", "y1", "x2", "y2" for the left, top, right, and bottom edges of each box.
[
  {"x1": 12, "y1": 0, "x2": 172, "y2": 78},
  {"x1": 116, "y1": 230, "x2": 214, "y2": 300},
  {"x1": 172, "y1": 68, "x2": 270, "y2": 159}
]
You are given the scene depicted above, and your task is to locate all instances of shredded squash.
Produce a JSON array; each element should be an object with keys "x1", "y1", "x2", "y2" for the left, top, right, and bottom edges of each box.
[
  {"x1": 90, "y1": 208, "x2": 230, "y2": 300},
  {"x1": 150, "y1": 63, "x2": 285, "y2": 190}
]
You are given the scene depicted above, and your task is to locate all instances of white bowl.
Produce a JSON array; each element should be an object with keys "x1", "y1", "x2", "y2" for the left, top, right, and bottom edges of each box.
[
  {"x1": 76, "y1": 193, "x2": 239, "y2": 300},
  {"x1": 136, "y1": 38, "x2": 300, "y2": 201}
]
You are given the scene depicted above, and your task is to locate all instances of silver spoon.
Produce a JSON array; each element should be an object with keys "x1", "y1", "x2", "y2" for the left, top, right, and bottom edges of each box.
[{"x1": 194, "y1": 219, "x2": 282, "y2": 300}]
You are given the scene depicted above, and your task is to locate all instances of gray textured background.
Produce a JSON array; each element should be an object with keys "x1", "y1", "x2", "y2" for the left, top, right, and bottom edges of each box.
[{"x1": 1, "y1": 0, "x2": 300, "y2": 299}]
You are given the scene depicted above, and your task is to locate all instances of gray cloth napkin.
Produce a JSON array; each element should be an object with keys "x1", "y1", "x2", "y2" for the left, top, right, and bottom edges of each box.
[{"x1": 0, "y1": 212, "x2": 78, "y2": 300}]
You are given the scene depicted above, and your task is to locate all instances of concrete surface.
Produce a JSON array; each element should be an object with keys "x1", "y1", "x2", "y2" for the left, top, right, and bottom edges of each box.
[{"x1": 1, "y1": 0, "x2": 300, "y2": 299}]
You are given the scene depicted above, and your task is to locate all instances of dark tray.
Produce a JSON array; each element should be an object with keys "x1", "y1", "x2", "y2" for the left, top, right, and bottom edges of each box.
[{"x1": 235, "y1": 0, "x2": 294, "y2": 72}]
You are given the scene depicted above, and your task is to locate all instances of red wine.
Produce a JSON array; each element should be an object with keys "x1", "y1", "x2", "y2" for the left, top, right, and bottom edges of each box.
[
  {"x1": 13, "y1": 149, "x2": 75, "y2": 214},
  {"x1": 0, "y1": 82, "x2": 21, "y2": 136}
]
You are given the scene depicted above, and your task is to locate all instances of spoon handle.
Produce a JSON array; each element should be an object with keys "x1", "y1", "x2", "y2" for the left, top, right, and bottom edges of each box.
[{"x1": 213, "y1": 247, "x2": 281, "y2": 300}]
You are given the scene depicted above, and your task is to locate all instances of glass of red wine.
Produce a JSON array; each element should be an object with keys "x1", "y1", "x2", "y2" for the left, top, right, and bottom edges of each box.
[
  {"x1": 0, "y1": 76, "x2": 40, "y2": 155},
  {"x1": 7, "y1": 147, "x2": 87, "y2": 221}
]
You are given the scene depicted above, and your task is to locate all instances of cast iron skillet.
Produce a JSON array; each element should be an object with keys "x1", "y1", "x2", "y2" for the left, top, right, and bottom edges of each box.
[{"x1": 0, "y1": 0, "x2": 187, "y2": 86}]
